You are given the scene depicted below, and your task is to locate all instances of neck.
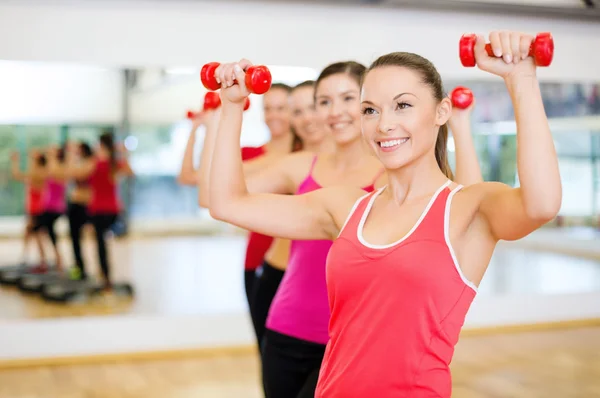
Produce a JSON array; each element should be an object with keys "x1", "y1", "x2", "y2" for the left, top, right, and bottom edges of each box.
[
  {"x1": 303, "y1": 140, "x2": 326, "y2": 153},
  {"x1": 385, "y1": 156, "x2": 448, "y2": 205},
  {"x1": 265, "y1": 131, "x2": 293, "y2": 154},
  {"x1": 330, "y1": 136, "x2": 372, "y2": 170}
]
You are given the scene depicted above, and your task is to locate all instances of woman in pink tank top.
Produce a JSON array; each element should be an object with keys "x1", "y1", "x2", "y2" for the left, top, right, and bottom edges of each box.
[
  {"x1": 206, "y1": 55, "x2": 483, "y2": 397},
  {"x1": 207, "y1": 30, "x2": 561, "y2": 398}
]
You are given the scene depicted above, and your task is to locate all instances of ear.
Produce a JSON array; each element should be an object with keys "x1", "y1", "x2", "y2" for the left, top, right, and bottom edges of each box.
[{"x1": 436, "y1": 97, "x2": 452, "y2": 126}]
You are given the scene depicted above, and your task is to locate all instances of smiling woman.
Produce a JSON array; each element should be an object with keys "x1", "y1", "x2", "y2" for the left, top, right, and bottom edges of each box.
[
  {"x1": 205, "y1": 30, "x2": 560, "y2": 398},
  {"x1": 360, "y1": 52, "x2": 455, "y2": 179}
]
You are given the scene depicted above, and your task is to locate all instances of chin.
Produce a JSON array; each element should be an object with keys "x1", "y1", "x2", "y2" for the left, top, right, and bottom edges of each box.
[
  {"x1": 333, "y1": 131, "x2": 359, "y2": 146},
  {"x1": 371, "y1": 144, "x2": 413, "y2": 170}
]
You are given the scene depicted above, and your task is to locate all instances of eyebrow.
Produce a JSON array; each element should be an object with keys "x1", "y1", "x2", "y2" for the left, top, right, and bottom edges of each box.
[
  {"x1": 361, "y1": 92, "x2": 418, "y2": 105},
  {"x1": 316, "y1": 90, "x2": 359, "y2": 100}
]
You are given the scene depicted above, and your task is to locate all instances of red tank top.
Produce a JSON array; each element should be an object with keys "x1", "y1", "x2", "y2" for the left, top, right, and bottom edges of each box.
[
  {"x1": 316, "y1": 180, "x2": 478, "y2": 398},
  {"x1": 88, "y1": 159, "x2": 123, "y2": 215},
  {"x1": 241, "y1": 145, "x2": 273, "y2": 271},
  {"x1": 26, "y1": 185, "x2": 44, "y2": 215}
]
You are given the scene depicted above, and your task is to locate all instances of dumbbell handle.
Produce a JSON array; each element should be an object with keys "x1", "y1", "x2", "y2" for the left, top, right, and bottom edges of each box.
[{"x1": 483, "y1": 43, "x2": 532, "y2": 59}]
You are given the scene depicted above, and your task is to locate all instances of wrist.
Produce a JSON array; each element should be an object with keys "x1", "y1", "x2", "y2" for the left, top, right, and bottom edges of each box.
[
  {"x1": 504, "y1": 73, "x2": 538, "y2": 94},
  {"x1": 222, "y1": 100, "x2": 246, "y2": 111}
]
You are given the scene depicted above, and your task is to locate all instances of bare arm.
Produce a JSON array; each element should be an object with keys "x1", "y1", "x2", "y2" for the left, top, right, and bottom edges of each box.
[
  {"x1": 448, "y1": 101, "x2": 483, "y2": 186},
  {"x1": 208, "y1": 61, "x2": 343, "y2": 240},
  {"x1": 64, "y1": 143, "x2": 95, "y2": 180},
  {"x1": 10, "y1": 154, "x2": 27, "y2": 182},
  {"x1": 177, "y1": 119, "x2": 204, "y2": 186},
  {"x1": 475, "y1": 32, "x2": 561, "y2": 241},
  {"x1": 195, "y1": 111, "x2": 221, "y2": 207},
  {"x1": 116, "y1": 144, "x2": 134, "y2": 177}
]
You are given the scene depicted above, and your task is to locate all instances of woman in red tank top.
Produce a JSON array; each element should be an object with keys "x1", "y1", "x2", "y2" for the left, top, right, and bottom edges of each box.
[
  {"x1": 207, "y1": 57, "x2": 483, "y2": 397},
  {"x1": 66, "y1": 133, "x2": 134, "y2": 291},
  {"x1": 10, "y1": 149, "x2": 48, "y2": 268},
  {"x1": 206, "y1": 30, "x2": 561, "y2": 397}
]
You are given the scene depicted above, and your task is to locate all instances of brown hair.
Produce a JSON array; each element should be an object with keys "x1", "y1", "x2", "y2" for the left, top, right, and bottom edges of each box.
[
  {"x1": 268, "y1": 82, "x2": 292, "y2": 93},
  {"x1": 363, "y1": 52, "x2": 454, "y2": 180},
  {"x1": 99, "y1": 131, "x2": 117, "y2": 176},
  {"x1": 314, "y1": 61, "x2": 366, "y2": 100}
]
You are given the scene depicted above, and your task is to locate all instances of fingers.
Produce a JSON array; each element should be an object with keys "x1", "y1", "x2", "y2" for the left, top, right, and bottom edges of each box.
[
  {"x1": 233, "y1": 64, "x2": 246, "y2": 88},
  {"x1": 486, "y1": 31, "x2": 536, "y2": 66},
  {"x1": 215, "y1": 60, "x2": 251, "y2": 88},
  {"x1": 488, "y1": 31, "x2": 502, "y2": 58},
  {"x1": 238, "y1": 58, "x2": 253, "y2": 72},
  {"x1": 499, "y1": 31, "x2": 512, "y2": 63},
  {"x1": 473, "y1": 34, "x2": 488, "y2": 61},
  {"x1": 510, "y1": 33, "x2": 521, "y2": 64},
  {"x1": 519, "y1": 35, "x2": 533, "y2": 60}
]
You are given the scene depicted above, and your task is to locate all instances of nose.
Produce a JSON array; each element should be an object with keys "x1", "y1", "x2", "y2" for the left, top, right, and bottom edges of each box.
[
  {"x1": 377, "y1": 109, "x2": 396, "y2": 134},
  {"x1": 329, "y1": 98, "x2": 343, "y2": 118}
]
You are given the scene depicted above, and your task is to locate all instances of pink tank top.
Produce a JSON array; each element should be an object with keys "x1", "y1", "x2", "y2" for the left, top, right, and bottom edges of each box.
[
  {"x1": 42, "y1": 179, "x2": 66, "y2": 213},
  {"x1": 315, "y1": 181, "x2": 477, "y2": 397},
  {"x1": 266, "y1": 156, "x2": 382, "y2": 344}
]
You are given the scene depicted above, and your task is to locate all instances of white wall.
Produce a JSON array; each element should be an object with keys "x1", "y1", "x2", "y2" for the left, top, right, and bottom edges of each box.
[
  {"x1": 0, "y1": 0, "x2": 598, "y2": 83},
  {"x1": 0, "y1": 60, "x2": 123, "y2": 124},
  {"x1": 128, "y1": 65, "x2": 318, "y2": 124}
]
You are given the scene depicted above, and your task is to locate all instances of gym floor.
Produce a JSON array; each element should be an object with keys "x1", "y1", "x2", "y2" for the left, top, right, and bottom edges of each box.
[{"x1": 0, "y1": 326, "x2": 598, "y2": 397}]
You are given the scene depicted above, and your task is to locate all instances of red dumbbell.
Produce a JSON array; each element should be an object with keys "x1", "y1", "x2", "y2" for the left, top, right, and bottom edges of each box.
[
  {"x1": 243, "y1": 97, "x2": 251, "y2": 111},
  {"x1": 450, "y1": 86, "x2": 473, "y2": 110},
  {"x1": 203, "y1": 92, "x2": 221, "y2": 110},
  {"x1": 186, "y1": 110, "x2": 197, "y2": 120},
  {"x1": 200, "y1": 62, "x2": 272, "y2": 95},
  {"x1": 459, "y1": 32, "x2": 554, "y2": 68}
]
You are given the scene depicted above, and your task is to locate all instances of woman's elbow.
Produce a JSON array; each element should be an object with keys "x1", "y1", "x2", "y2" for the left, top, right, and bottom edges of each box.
[
  {"x1": 526, "y1": 191, "x2": 562, "y2": 223},
  {"x1": 198, "y1": 192, "x2": 210, "y2": 209},
  {"x1": 208, "y1": 203, "x2": 228, "y2": 221}
]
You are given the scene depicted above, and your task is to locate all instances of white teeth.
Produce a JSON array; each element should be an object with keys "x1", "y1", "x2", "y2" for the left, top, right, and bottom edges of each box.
[
  {"x1": 379, "y1": 138, "x2": 408, "y2": 148},
  {"x1": 331, "y1": 123, "x2": 348, "y2": 129}
]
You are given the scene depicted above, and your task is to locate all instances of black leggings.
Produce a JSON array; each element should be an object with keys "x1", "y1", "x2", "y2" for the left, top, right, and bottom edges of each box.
[
  {"x1": 90, "y1": 213, "x2": 118, "y2": 285},
  {"x1": 250, "y1": 260, "x2": 285, "y2": 351},
  {"x1": 32, "y1": 212, "x2": 62, "y2": 247},
  {"x1": 261, "y1": 329, "x2": 326, "y2": 398},
  {"x1": 67, "y1": 202, "x2": 89, "y2": 276}
]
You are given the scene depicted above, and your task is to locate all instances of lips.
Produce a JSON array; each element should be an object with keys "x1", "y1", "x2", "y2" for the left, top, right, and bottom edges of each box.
[
  {"x1": 329, "y1": 122, "x2": 351, "y2": 132},
  {"x1": 377, "y1": 137, "x2": 409, "y2": 152}
]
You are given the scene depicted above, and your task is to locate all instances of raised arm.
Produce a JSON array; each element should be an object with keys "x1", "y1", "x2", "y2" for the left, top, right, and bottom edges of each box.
[
  {"x1": 10, "y1": 153, "x2": 27, "y2": 182},
  {"x1": 46, "y1": 146, "x2": 68, "y2": 181},
  {"x1": 116, "y1": 143, "x2": 134, "y2": 178},
  {"x1": 177, "y1": 116, "x2": 207, "y2": 186},
  {"x1": 64, "y1": 142, "x2": 95, "y2": 180},
  {"x1": 475, "y1": 31, "x2": 561, "y2": 241},
  {"x1": 448, "y1": 99, "x2": 483, "y2": 186},
  {"x1": 208, "y1": 60, "x2": 349, "y2": 240}
]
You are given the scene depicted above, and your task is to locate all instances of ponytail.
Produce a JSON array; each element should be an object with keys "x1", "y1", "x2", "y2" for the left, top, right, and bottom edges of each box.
[
  {"x1": 435, "y1": 124, "x2": 454, "y2": 180},
  {"x1": 99, "y1": 132, "x2": 117, "y2": 177}
]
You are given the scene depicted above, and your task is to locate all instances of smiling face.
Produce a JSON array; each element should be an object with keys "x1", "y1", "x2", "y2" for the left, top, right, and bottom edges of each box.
[
  {"x1": 289, "y1": 85, "x2": 325, "y2": 147},
  {"x1": 315, "y1": 73, "x2": 362, "y2": 146},
  {"x1": 360, "y1": 63, "x2": 451, "y2": 171}
]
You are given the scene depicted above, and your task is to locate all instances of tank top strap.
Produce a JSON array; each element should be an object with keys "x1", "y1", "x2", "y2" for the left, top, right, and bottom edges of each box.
[
  {"x1": 410, "y1": 181, "x2": 463, "y2": 243},
  {"x1": 308, "y1": 155, "x2": 318, "y2": 175},
  {"x1": 337, "y1": 188, "x2": 382, "y2": 239}
]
